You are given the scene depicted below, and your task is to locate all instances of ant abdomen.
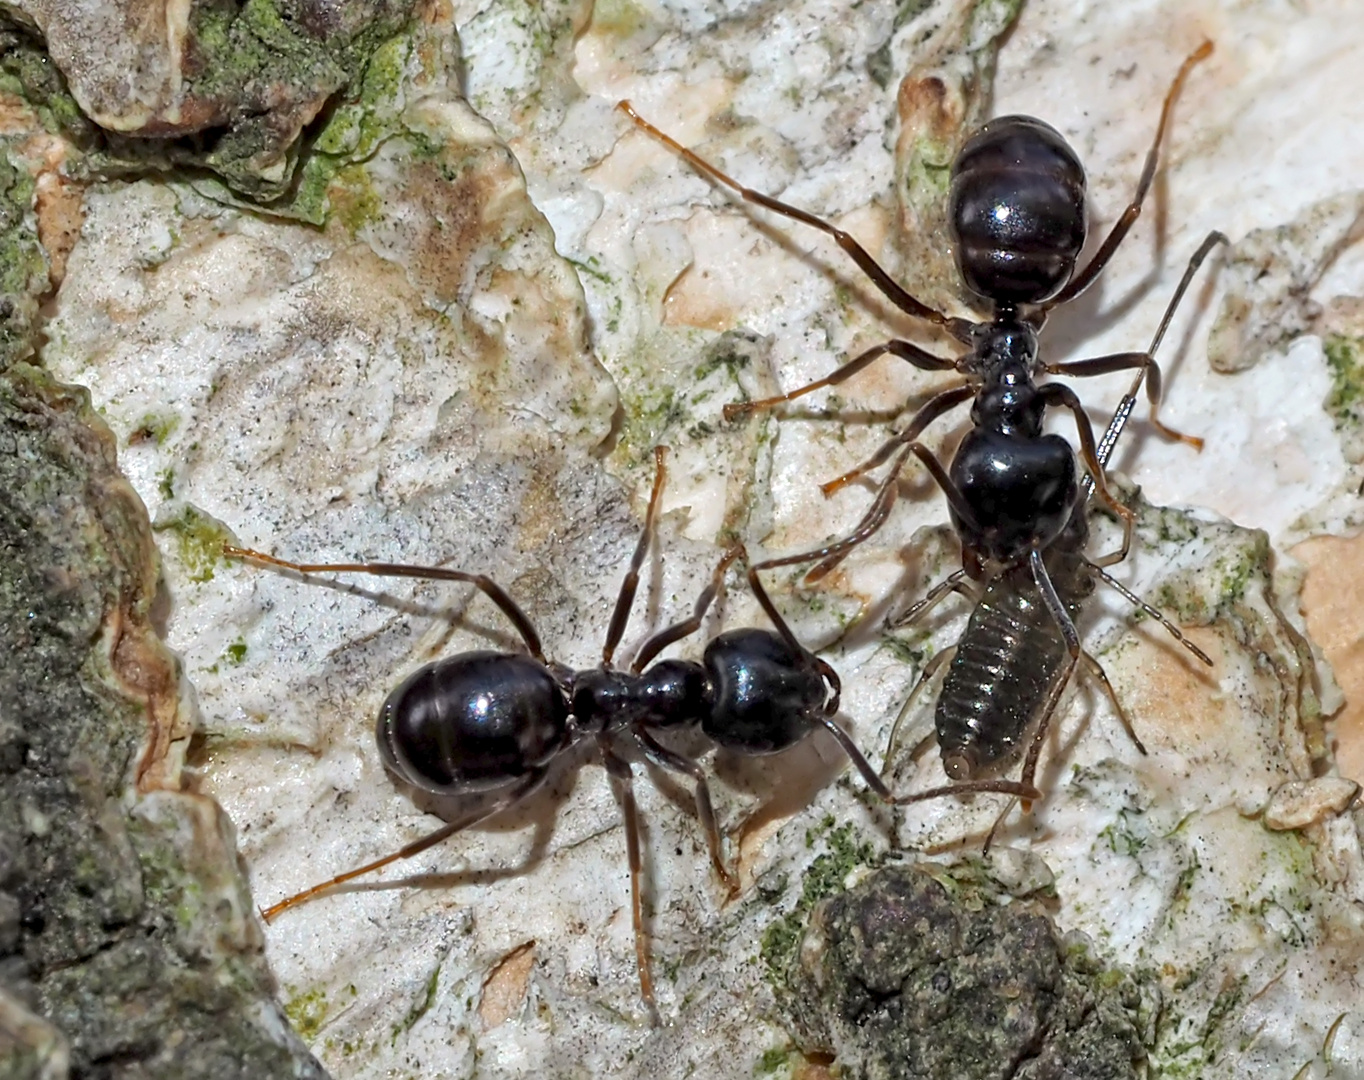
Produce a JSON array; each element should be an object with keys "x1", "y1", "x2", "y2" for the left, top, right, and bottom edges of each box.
[
  {"x1": 702, "y1": 628, "x2": 829, "y2": 754},
  {"x1": 378, "y1": 652, "x2": 569, "y2": 793},
  {"x1": 950, "y1": 116, "x2": 1087, "y2": 305}
]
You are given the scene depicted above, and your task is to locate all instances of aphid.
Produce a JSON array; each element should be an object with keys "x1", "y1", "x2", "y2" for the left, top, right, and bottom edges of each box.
[
  {"x1": 617, "y1": 42, "x2": 1213, "y2": 589},
  {"x1": 224, "y1": 447, "x2": 890, "y2": 1020}
]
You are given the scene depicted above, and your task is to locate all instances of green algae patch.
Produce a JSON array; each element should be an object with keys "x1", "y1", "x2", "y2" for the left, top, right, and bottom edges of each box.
[
  {"x1": 0, "y1": 141, "x2": 48, "y2": 371},
  {"x1": 152, "y1": 503, "x2": 237, "y2": 584}
]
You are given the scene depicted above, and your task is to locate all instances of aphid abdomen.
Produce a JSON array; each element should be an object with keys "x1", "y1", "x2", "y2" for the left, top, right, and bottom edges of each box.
[{"x1": 935, "y1": 565, "x2": 1072, "y2": 780}]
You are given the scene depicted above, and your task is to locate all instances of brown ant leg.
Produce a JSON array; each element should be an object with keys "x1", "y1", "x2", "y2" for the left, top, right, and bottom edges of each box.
[
  {"x1": 223, "y1": 546, "x2": 548, "y2": 663},
  {"x1": 632, "y1": 729, "x2": 737, "y2": 898},
  {"x1": 1042, "y1": 41, "x2": 1213, "y2": 308},
  {"x1": 1048, "y1": 229, "x2": 1229, "y2": 453},
  {"x1": 818, "y1": 382, "x2": 976, "y2": 495},
  {"x1": 617, "y1": 102, "x2": 968, "y2": 335},
  {"x1": 749, "y1": 450, "x2": 907, "y2": 579},
  {"x1": 631, "y1": 544, "x2": 741, "y2": 671},
  {"x1": 722, "y1": 340, "x2": 959, "y2": 420},
  {"x1": 259, "y1": 767, "x2": 551, "y2": 921},
  {"x1": 603, "y1": 446, "x2": 670, "y2": 668},
  {"x1": 600, "y1": 743, "x2": 660, "y2": 1025}
]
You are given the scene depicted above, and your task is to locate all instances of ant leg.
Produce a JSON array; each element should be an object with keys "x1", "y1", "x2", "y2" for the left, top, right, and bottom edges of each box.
[
  {"x1": 1085, "y1": 559, "x2": 1214, "y2": 666},
  {"x1": 1049, "y1": 229, "x2": 1229, "y2": 450},
  {"x1": 1048, "y1": 351, "x2": 1200, "y2": 447},
  {"x1": 632, "y1": 728, "x2": 737, "y2": 897},
  {"x1": 600, "y1": 742, "x2": 660, "y2": 1024},
  {"x1": 723, "y1": 340, "x2": 959, "y2": 420},
  {"x1": 631, "y1": 544, "x2": 742, "y2": 672},
  {"x1": 259, "y1": 767, "x2": 550, "y2": 921},
  {"x1": 617, "y1": 102, "x2": 966, "y2": 335},
  {"x1": 755, "y1": 439, "x2": 976, "y2": 585},
  {"x1": 1039, "y1": 383, "x2": 1137, "y2": 564},
  {"x1": 224, "y1": 546, "x2": 548, "y2": 663},
  {"x1": 1079, "y1": 650, "x2": 1145, "y2": 755},
  {"x1": 819, "y1": 381, "x2": 976, "y2": 495},
  {"x1": 753, "y1": 453, "x2": 906, "y2": 580},
  {"x1": 1043, "y1": 41, "x2": 1213, "y2": 308},
  {"x1": 603, "y1": 446, "x2": 670, "y2": 668}
]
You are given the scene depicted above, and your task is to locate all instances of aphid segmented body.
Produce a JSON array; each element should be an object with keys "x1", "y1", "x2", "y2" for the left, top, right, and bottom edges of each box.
[
  {"x1": 226, "y1": 447, "x2": 889, "y2": 1020},
  {"x1": 619, "y1": 43, "x2": 1220, "y2": 810}
]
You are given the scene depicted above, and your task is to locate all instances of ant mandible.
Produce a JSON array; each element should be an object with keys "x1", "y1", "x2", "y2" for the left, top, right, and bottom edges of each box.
[{"x1": 225, "y1": 447, "x2": 891, "y2": 1022}]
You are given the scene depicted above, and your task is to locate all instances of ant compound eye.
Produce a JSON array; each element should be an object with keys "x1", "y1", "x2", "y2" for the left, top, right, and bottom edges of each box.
[{"x1": 950, "y1": 116, "x2": 1086, "y2": 305}]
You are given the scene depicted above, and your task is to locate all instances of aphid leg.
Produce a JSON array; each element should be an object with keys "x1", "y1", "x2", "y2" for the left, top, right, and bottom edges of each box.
[
  {"x1": 722, "y1": 339, "x2": 958, "y2": 420},
  {"x1": 1086, "y1": 559, "x2": 1214, "y2": 667},
  {"x1": 1041, "y1": 382, "x2": 1139, "y2": 565},
  {"x1": 600, "y1": 743, "x2": 660, "y2": 1025},
  {"x1": 1042, "y1": 41, "x2": 1213, "y2": 308},
  {"x1": 631, "y1": 544, "x2": 742, "y2": 671},
  {"x1": 603, "y1": 445, "x2": 670, "y2": 668},
  {"x1": 888, "y1": 569, "x2": 974, "y2": 630},
  {"x1": 223, "y1": 546, "x2": 548, "y2": 662},
  {"x1": 1079, "y1": 650, "x2": 1145, "y2": 755},
  {"x1": 632, "y1": 728, "x2": 737, "y2": 898},
  {"x1": 259, "y1": 767, "x2": 551, "y2": 922},
  {"x1": 882, "y1": 646, "x2": 956, "y2": 781},
  {"x1": 616, "y1": 102, "x2": 966, "y2": 334},
  {"x1": 819, "y1": 382, "x2": 976, "y2": 495}
]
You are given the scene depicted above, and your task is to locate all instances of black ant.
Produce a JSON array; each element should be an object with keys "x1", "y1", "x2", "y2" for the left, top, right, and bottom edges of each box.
[
  {"x1": 224, "y1": 447, "x2": 891, "y2": 1021},
  {"x1": 617, "y1": 43, "x2": 1219, "y2": 815}
]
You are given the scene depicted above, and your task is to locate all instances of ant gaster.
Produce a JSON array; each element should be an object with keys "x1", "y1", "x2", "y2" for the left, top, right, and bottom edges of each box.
[
  {"x1": 225, "y1": 447, "x2": 891, "y2": 1021},
  {"x1": 618, "y1": 43, "x2": 1217, "y2": 812}
]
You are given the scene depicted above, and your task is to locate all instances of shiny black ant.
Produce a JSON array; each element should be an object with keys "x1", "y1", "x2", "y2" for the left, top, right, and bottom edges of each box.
[
  {"x1": 224, "y1": 447, "x2": 890, "y2": 1021},
  {"x1": 618, "y1": 43, "x2": 1218, "y2": 815}
]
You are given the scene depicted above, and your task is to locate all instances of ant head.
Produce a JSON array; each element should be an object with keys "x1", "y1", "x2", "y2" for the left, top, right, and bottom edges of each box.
[{"x1": 949, "y1": 116, "x2": 1087, "y2": 307}]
